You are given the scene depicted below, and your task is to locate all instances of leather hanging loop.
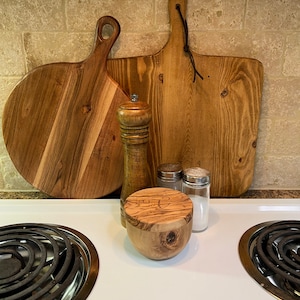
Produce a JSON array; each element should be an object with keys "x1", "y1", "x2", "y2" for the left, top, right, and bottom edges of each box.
[{"x1": 176, "y1": 4, "x2": 204, "y2": 82}]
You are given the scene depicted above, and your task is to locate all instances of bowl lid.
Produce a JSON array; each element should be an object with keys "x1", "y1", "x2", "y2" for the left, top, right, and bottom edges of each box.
[{"x1": 124, "y1": 187, "x2": 193, "y2": 231}]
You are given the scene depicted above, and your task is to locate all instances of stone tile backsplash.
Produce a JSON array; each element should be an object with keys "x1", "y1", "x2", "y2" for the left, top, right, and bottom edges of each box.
[{"x1": 0, "y1": 0, "x2": 299, "y2": 192}]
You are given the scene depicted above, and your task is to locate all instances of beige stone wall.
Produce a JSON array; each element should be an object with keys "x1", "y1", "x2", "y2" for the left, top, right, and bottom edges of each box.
[{"x1": 0, "y1": 0, "x2": 299, "y2": 192}]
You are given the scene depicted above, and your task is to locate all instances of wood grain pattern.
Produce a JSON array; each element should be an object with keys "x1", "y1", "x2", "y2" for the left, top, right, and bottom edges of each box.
[
  {"x1": 107, "y1": 0, "x2": 264, "y2": 196},
  {"x1": 125, "y1": 187, "x2": 193, "y2": 260},
  {"x1": 2, "y1": 16, "x2": 129, "y2": 198},
  {"x1": 125, "y1": 187, "x2": 193, "y2": 230}
]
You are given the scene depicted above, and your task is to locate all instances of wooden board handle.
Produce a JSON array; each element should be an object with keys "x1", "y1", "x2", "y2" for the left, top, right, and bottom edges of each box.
[
  {"x1": 90, "y1": 16, "x2": 120, "y2": 62},
  {"x1": 167, "y1": 0, "x2": 187, "y2": 48}
]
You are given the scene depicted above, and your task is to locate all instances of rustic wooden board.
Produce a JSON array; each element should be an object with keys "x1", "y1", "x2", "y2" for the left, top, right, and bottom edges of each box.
[
  {"x1": 107, "y1": 0, "x2": 263, "y2": 197},
  {"x1": 2, "y1": 16, "x2": 129, "y2": 198}
]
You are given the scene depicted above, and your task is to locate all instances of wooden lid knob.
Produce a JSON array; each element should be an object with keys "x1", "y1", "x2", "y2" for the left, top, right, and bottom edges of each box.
[{"x1": 125, "y1": 187, "x2": 193, "y2": 231}]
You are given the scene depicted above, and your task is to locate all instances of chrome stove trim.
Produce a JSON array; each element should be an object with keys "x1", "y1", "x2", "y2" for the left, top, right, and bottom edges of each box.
[
  {"x1": 0, "y1": 223, "x2": 99, "y2": 300},
  {"x1": 58, "y1": 225, "x2": 99, "y2": 300},
  {"x1": 238, "y1": 221, "x2": 300, "y2": 300}
]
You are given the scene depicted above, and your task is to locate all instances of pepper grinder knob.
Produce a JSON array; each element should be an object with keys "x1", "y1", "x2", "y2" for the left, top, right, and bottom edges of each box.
[{"x1": 117, "y1": 97, "x2": 151, "y2": 227}]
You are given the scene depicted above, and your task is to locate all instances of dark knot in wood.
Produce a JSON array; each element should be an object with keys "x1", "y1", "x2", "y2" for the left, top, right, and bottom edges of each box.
[
  {"x1": 166, "y1": 231, "x2": 176, "y2": 244},
  {"x1": 220, "y1": 89, "x2": 228, "y2": 98},
  {"x1": 82, "y1": 105, "x2": 92, "y2": 114}
]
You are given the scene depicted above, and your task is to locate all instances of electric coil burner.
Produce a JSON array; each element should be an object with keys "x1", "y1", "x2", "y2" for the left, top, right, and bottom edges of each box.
[
  {"x1": 239, "y1": 220, "x2": 300, "y2": 300},
  {"x1": 0, "y1": 223, "x2": 99, "y2": 300}
]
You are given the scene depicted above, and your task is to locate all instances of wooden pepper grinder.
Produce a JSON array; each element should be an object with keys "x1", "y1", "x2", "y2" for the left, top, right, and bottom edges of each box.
[{"x1": 117, "y1": 95, "x2": 152, "y2": 227}]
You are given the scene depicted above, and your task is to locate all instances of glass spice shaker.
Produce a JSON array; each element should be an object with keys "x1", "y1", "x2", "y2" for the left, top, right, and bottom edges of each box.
[
  {"x1": 157, "y1": 163, "x2": 183, "y2": 190},
  {"x1": 182, "y1": 167, "x2": 210, "y2": 232}
]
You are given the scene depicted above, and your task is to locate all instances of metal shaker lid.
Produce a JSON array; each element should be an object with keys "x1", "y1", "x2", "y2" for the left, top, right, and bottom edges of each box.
[
  {"x1": 183, "y1": 167, "x2": 210, "y2": 185},
  {"x1": 157, "y1": 163, "x2": 182, "y2": 179}
]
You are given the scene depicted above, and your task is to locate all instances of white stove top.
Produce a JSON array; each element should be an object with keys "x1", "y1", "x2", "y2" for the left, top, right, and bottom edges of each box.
[{"x1": 0, "y1": 198, "x2": 299, "y2": 300}]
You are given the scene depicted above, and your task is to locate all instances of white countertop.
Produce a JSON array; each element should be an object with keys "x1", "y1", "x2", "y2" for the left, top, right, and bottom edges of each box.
[{"x1": 0, "y1": 198, "x2": 299, "y2": 299}]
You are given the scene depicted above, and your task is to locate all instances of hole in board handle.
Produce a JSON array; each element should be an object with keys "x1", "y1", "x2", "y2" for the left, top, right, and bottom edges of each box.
[{"x1": 101, "y1": 23, "x2": 115, "y2": 40}]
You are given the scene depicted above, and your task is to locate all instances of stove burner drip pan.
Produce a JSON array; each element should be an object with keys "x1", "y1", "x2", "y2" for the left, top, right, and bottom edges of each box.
[
  {"x1": 0, "y1": 223, "x2": 99, "y2": 300},
  {"x1": 239, "y1": 220, "x2": 300, "y2": 300}
]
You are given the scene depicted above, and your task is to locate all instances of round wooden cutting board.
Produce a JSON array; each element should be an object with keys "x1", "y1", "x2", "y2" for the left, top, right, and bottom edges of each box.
[{"x1": 2, "y1": 16, "x2": 129, "y2": 198}]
